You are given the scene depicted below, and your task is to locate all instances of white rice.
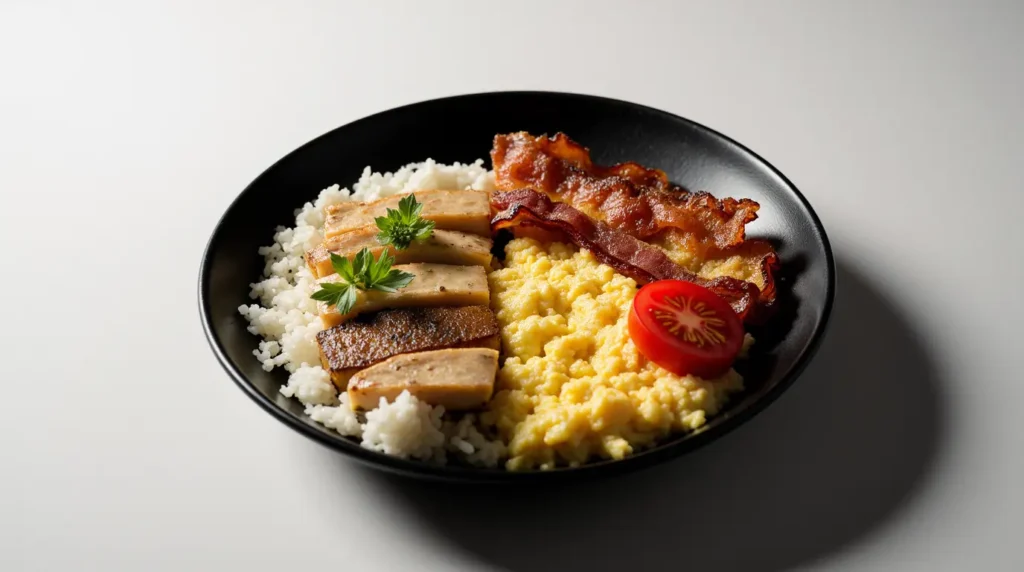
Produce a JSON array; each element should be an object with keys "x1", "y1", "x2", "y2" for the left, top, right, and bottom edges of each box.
[{"x1": 238, "y1": 159, "x2": 506, "y2": 465}]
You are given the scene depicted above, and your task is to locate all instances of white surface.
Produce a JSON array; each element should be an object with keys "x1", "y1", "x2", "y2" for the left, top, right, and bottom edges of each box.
[{"x1": 3, "y1": 1, "x2": 1022, "y2": 570}]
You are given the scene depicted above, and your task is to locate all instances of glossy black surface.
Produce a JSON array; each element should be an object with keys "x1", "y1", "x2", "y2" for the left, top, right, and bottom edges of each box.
[{"x1": 198, "y1": 91, "x2": 835, "y2": 483}]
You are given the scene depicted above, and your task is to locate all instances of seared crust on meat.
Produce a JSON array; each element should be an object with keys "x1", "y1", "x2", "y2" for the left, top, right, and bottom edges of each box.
[{"x1": 316, "y1": 306, "x2": 500, "y2": 389}]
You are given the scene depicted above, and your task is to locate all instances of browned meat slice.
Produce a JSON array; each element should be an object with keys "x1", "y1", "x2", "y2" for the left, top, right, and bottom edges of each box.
[
  {"x1": 316, "y1": 306, "x2": 500, "y2": 390},
  {"x1": 305, "y1": 228, "x2": 493, "y2": 278},
  {"x1": 315, "y1": 263, "x2": 490, "y2": 328},
  {"x1": 347, "y1": 348, "x2": 500, "y2": 411},
  {"x1": 324, "y1": 190, "x2": 491, "y2": 239}
]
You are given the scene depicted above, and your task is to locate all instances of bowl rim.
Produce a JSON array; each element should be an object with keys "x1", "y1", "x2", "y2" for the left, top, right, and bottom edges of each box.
[{"x1": 197, "y1": 89, "x2": 837, "y2": 483}]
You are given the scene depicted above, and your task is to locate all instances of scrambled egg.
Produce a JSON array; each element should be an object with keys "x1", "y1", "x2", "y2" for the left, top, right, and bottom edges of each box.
[{"x1": 485, "y1": 238, "x2": 747, "y2": 471}]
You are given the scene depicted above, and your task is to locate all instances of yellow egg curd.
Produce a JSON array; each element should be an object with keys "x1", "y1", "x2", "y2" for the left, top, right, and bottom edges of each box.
[{"x1": 484, "y1": 238, "x2": 749, "y2": 471}]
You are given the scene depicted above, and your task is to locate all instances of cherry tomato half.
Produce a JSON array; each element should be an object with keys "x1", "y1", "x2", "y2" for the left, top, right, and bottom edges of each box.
[{"x1": 627, "y1": 279, "x2": 745, "y2": 379}]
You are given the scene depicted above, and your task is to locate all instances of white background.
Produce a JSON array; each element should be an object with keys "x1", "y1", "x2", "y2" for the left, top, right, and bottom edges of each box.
[{"x1": 3, "y1": 1, "x2": 1022, "y2": 570}]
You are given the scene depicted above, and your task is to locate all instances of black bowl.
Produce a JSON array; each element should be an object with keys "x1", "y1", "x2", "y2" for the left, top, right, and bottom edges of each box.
[{"x1": 198, "y1": 91, "x2": 835, "y2": 483}]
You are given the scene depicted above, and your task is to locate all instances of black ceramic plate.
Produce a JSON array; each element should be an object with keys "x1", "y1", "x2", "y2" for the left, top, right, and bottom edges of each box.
[{"x1": 198, "y1": 91, "x2": 835, "y2": 483}]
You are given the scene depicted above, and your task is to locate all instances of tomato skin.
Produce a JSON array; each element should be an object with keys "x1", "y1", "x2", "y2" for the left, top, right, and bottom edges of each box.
[{"x1": 628, "y1": 280, "x2": 744, "y2": 379}]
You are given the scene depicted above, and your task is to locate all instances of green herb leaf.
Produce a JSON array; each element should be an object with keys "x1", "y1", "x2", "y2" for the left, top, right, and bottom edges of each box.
[
  {"x1": 399, "y1": 193, "x2": 424, "y2": 218},
  {"x1": 374, "y1": 215, "x2": 395, "y2": 247},
  {"x1": 309, "y1": 247, "x2": 415, "y2": 313},
  {"x1": 370, "y1": 249, "x2": 395, "y2": 283},
  {"x1": 375, "y1": 194, "x2": 436, "y2": 249},
  {"x1": 330, "y1": 253, "x2": 355, "y2": 283},
  {"x1": 352, "y1": 248, "x2": 372, "y2": 284},
  {"x1": 335, "y1": 285, "x2": 357, "y2": 315},
  {"x1": 371, "y1": 268, "x2": 415, "y2": 293},
  {"x1": 310, "y1": 281, "x2": 358, "y2": 315}
]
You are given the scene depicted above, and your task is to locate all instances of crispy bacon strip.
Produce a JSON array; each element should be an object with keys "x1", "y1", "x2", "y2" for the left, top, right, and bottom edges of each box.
[
  {"x1": 492, "y1": 190, "x2": 770, "y2": 323},
  {"x1": 491, "y1": 131, "x2": 779, "y2": 306},
  {"x1": 492, "y1": 131, "x2": 759, "y2": 248}
]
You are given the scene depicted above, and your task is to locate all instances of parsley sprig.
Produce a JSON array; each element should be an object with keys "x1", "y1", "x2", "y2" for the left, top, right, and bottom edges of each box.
[
  {"x1": 375, "y1": 194, "x2": 435, "y2": 249},
  {"x1": 310, "y1": 248, "x2": 415, "y2": 315}
]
